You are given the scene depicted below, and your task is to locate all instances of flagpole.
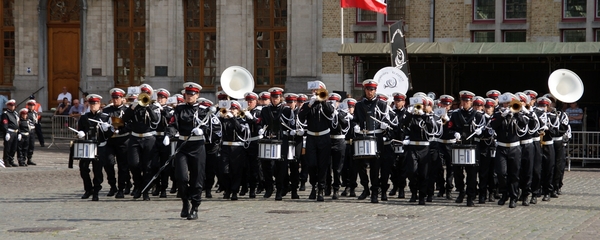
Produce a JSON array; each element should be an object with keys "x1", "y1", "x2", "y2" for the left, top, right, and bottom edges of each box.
[{"x1": 341, "y1": 7, "x2": 345, "y2": 94}]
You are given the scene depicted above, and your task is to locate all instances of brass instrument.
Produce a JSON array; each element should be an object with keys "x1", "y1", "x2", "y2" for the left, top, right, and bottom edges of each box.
[
  {"x1": 509, "y1": 99, "x2": 522, "y2": 113},
  {"x1": 548, "y1": 69, "x2": 584, "y2": 103},
  {"x1": 138, "y1": 92, "x2": 152, "y2": 107},
  {"x1": 412, "y1": 103, "x2": 423, "y2": 114},
  {"x1": 315, "y1": 88, "x2": 329, "y2": 102},
  {"x1": 111, "y1": 116, "x2": 124, "y2": 129}
]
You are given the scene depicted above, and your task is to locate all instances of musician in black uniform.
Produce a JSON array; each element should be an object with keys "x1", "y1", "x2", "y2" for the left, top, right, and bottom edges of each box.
[
  {"x1": 430, "y1": 95, "x2": 455, "y2": 200},
  {"x1": 490, "y1": 93, "x2": 529, "y2": 208},
  {"x1": 351, "y1": 80, "x2": 394, "y2": 203},
  {"x1": 282, "y1": 93, "x2": 301, "y2": 199},
  {"x1": 515, "y1": 92, "x2": 539, "y2": 206},
  {"x1": 296, "y1": 93, "x2": 308, "y2": 191},
  {"x1": 476, "y1": 98, "x2": 498, "y2": 203},
  {"x1": 2, "y1": 99, "x2": 19, "y2": 167},
  {"x1": 376, "y1": 93, "x2": 396, "y2": 202},
  {"x1": 298, "y1": 83, "x2": 335, "y2": 202},
  {"x1": 326, "y1": 93, "x2": 350, "y2": 200},
  {"x1": 219, "y1": 100, "x2": 248, "y2": 200},
  {"x1": 195, "y1": 98, "x2": 219, "y2": 198},
  {"x1": 25, "y1": 100, "x2": 40, "y2": 166},
  {"x1": 75, "y1": 94, "x2": 115, "y2": 201},
  {"x1": 16, "y1": 108, "x2": 30, "y2": 167},
  {"x1": 242, "y1": 92, "x2": 262, "y2": 198},
  {"x1": 103, "y1": 88, "x2": 131, "y2": 198},
  {"x1": 546, "y1": 94, "x2": 569, "y2": 198},
  {"x1": 341, "y1": 98, "x2": 358, "y2": 197},
  {"x1": 151, "y1": 88, "x2": 173, "y2": 198},
  {"x1": 524, "y1": 90, "x2": 543, "y2": 204},
  {"x1": 166, "y1": 82, "x2": 210, "y2": 220},
  {"x1": 388, "y1": 93, "x2": 407, "y2": 198},
  {"x1": 122, "y1": 84, "x2": 161, "y2": 200}
]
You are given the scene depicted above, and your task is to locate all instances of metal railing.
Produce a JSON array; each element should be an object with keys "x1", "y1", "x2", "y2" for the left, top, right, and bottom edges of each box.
[
  {"x1": 566, "y1": 131, "x2": 600, "y2": 170},
  {"x1": 49, "y1": 115, "x2": 79, "y2": 148}
]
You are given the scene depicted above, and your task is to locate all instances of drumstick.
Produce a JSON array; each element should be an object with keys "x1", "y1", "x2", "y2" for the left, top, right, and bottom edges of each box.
[
  {"x1": 87, "y1": 118, "x2": 102, "y2": 124},
  {"x1": 68, "y1": 127, "x2": 79, "y2": 133},
  {"x1": 369, "y1": 116, "x2": 393, "y2": 130}
]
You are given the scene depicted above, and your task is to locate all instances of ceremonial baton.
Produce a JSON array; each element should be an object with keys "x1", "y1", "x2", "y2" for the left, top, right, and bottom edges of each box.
[{"x1": 141, "y1": 137, "x2": 190, "y2": 193}]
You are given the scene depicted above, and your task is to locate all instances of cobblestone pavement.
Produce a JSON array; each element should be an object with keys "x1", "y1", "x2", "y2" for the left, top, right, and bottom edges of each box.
[{"x1": 0, "y1": 140, "x2": 599, "y2": 239}]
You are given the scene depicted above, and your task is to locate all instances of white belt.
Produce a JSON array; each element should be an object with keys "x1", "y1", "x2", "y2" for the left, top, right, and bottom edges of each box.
[
  {"x1": 532, "y1": 137, "x2": 540, "y2": 142},
  {"x1": 222, "y1": 141, "x2": 244, "y2": 146},
  {"x1": 179, "y1": 135, "x2": 205, "y2": 141},
  {"x1": 98, "y1": 141, "x2": 107, "y2": 147},
  {"x1": 30, "y1": 126, "x2": 35, "y2": 130},
  {"x1": 497, "y1": 141, "x2": 520, "y2": 147},
  {"x1": 248, "y1": 136, "x2": 262, "y2": 142},
  {"x1": 520, "y1": 139, "x2": 533, "y2": 145},
  {"x1": 435, "y1": 139, "x2": 456, "y2": 144},
  {"x1": 541, "y1": 140, "x2": 554, "y2": 145},
  {"x1": 345, "y1": 140, "x2": 352, "y2": 145},
  {"x1": 111, "y1": 132, "x2": 129, "y2": 138},
  {"x1": 155, "y1": 132, "x2": 165, "y2": 136},
  {"x1": 20, "y1": 132, "x2": 29, "y2": 136},
  {"x1": 408, "y1": 141, "x2": 429, "y2": 146},
  {"x1": 6, "y1": 129, "x2": 18, "y2": 133},
  {"x1": 553, "y1": 137, "x2": 563, "y2": 141},
  {"x1": 362, "y1": 129, "x2": 383, "y2": 134},
  {"x1": 307, "y1": 129, "x2": 330, "y2": 136},
  {"x1": 330, "y1": 135, "x2": 345, "y2": 139},
  {"x1": 131, "y1": 131, "x2": 156, "y2": 138}
]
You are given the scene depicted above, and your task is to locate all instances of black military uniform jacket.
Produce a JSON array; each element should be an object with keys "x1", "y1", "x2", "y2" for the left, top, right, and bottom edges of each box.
[
  {"x1": 168, "y1": 102, "x2": 210, "y2": 138},
  {"x1": 1, "y1": 109, "x2": 19, "y2": 133},
  {"x1": 449, "y1": 107, "x2": 483, "y2": 144},
  {"x1": 298, "y1": 100, "x2": 334, "y2": 133},
  {"x1": 102, "y1": 103, "x2": 130, "y2": 136},
  {"x1": 78, "y1": 110, "x2": 114, "y2": 142},
  {"x1": 122, "y1": 102, "x2": 160, "y2": 134},
  {"x1": 490, "y1": 110, "x2": 528, "y2": 144},
  {"x1": 352, "y1": 96, "x2": 391, "y2": 131},
  {"x1": 402, "y1": 112, "x2": 437, "y2": 142},
  {"x1": 260, "y1": 103, "x2": 287, "y2": 139}
]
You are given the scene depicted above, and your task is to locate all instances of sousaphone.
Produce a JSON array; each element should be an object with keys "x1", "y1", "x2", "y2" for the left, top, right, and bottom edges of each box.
[
  {"x1": 220, "y1": 66, "x2": 255, "y2": 99},
  {"x1": 548, "y1": 69, "x2": 584, "y2": 103}
]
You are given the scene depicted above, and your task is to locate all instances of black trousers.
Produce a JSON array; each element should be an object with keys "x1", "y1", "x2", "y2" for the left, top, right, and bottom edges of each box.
[
  {"x1": 153, "y1": 136, "x2": 172, "y2": 191},
  {"x1": 553, "y1": 141, "x2": 566, "y2": 192},
  {"x1": 453, "y1": 164, "x2": 478, "y2": 199},
  {"x1": 27, "y1": 130, "x2": 36, "y2": 161},
  {"x1": 128, "y1": 136, "x2": 157, "y2": 193},
  {"x1": 495, "y1": 146, "x2": 521, "y2": 200},
  {"x1": 221, "y1": 145, "x2": 246, "y2": 193},
  {"x1": 3, "y1": 132, "x2": 18, "y2": 164},
  {"x1": 380, "y1": 143, "x2": 394, "y2": 192},
  {"x1": 174, "y1": 140, "x2": 206, "y2": 206},
  {"x1": 541, "y1": 144, "x2": 555, "y2": 195},
  {"x1": 327, "y1": 139, "x2": 346, "y2": 191},
  {"x1": 406, "y1": 145, "x2": 431, "y2": 198},
  {"x1": 299, "y1": 137, "x2": 309, "y2": 184},
  {"x1": 260, "y1": 157, "x2": 288, "y2": 192},
  {"x1": 519, "y1": 143, "x2": 535, "y2": 197},
  {"x1": 306, "y1": 134, "x2": 332, "y2": 190},
  {"x1": 478, "y1": 143, "x2": 497, "y2": 197},
  {"x1": 106, "y1": 137, "x2": 129, "y2": 190},
  {"x1": 204, "y1": 144, "x2": 219, "y2": 192},
  {"x1": 390, "y1": 152, "x2": 406, "y2": 191},
  {"x1": 242, "y1": 142, "x2": 259, "y2": 191},
  {"x1": 530, "y1": 142, "x2": 543, "y2": 197},
  {"x1": 80, "y1": 148, "x2": 105, "y2": 193},
  {"x1": 438, "y1": 143, "x2": 454, "y2": 192},
  {"x1": 35, "y1": 123, "x2": 44, "y2": 145},
  {"x1": 342, "y1": 143, "x2": 358, "y2": 189},
  {"x1": 17, "y1": 134, "x2": 29, "y2": 164},
  {"x1": 428, "y1": 142, "x2": 443, "y2": 196}
]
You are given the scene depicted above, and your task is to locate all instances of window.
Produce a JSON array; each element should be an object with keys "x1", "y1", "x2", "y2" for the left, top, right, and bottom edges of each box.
[
  {"x1": 473, "y1": 31, "x2": 495, "y2": 42},
  {"x1": 474, "y1": 0, "x2": 495, "y2": 20},
  {"x1": 505, "y1": 0, "x2": 526, "y2": 19},
  {"x1": 386, "y1": 0, "x2": 406, "y2": 21},
  {"x1": 254, "y1": 0, "x2": 287, "y2": 87},
  {"x1": 184, "y1": 0, "x2": 216, "y2": 87},
  {"x1": 504, "y1": 31, "x2": 526, "y2": 42},
  {"x1": 114, "y1": 0, "x2": 146, "y2": 87},
  {"x1": 597, "y1": 0, "x2": 600, "y2": 18},
  {"x1": 596, "y1": 29, "x2": 600, "y2": 41},
  {"x1": 564, "y1": 0, "x2": 586, "y2": 18},
  {"x1": 563, "y1": 29, "x2": 586, "y2": 42},
  {"x1": 358, "y1": 9, "x2": 376, "y2": 22},
  {"x1": 356, "y1": 32, "x2": 376, "y2": 43},
  {"x1": 0, "y1": 0, "x2": 14, "y2": 86}
]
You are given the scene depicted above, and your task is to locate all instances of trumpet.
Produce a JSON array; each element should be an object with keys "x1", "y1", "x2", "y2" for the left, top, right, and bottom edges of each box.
[
  {"x1": 138, "y1": 92, "x2": 152, "y2": 107},
  {"x1": 315, "y1": 88, "x2": 329, "y2": 102},
  {"x1": 509, "y1": 99, "x2": 522, "y2": 113},
  {"x1": 412, "y1": 103, "x2": 423, "y2": 114}
]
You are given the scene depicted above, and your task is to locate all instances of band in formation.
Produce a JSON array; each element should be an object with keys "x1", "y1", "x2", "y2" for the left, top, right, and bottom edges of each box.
[{"x1": 65, "y1": 79, "x2": 571, "y2": 220}]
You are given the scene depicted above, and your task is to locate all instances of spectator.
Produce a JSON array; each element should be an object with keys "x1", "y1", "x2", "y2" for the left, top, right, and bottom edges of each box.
[
  {"x1": 68, "y1": 98, "x2": 85, "y2": 120},
  {"x1": 28, "y1": 95, "x2": 45, "y2": 147},
  {"x1": 81, "y1": 92, "x2": 90, "y2": 113},
  {"x1": 565, "y1": 102, "x2": 583, "y2": 131},
  {"x1": 0, "y1": 94, "x2": 7, "y2": 111},
  {"x1": 57, "y1": 86, "x2": 72, "y2": 107},
  {"x1": 55, "y1": 98, "x2": 71, "y2": 115}
]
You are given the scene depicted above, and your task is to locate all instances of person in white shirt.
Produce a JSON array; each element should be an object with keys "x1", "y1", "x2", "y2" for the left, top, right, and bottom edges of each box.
[{"x1": 57, "y1": 86, "x2": 72, "y2": 106}]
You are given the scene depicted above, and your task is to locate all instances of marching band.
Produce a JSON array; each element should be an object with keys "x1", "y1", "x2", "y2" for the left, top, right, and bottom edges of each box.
[{"x1": 65, "y1": 73, "x2": 576, "y2": 220}]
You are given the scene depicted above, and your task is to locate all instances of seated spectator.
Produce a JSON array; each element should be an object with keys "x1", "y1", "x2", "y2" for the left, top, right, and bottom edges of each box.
[
  {"x1": 57, "y1": 86, "x2": 72, "y2": 107},
  {"x1": 566, "y1": 102, "x2": 583, "y2": 131},
  {"x1": 68, "y1": 98, "x2": 85, "y2": 119},
  {"x1": 55, "y1": 97, "x2": 71, "y2": 115}
]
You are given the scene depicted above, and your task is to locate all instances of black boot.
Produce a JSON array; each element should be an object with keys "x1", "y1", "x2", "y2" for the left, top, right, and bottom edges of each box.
[
  {"x1": 239, "y1": 186, "x2": 248, "y2": 196},
  {"x1": 371, "y1": 191, "x2": 378, "y2": 203},
  {"x1": 187, "y1": 205, "x2": 198, "y2": 220},
  {"x1": 170, "y1": 185, "x2": 177, "y2": 194},
  {"x1": 509, "y1": 199, "x2": 517, "y2": 208},
  {"x1": 398, "y1": 188, "x2": 405, "y2": 198},
  {"x1": 223, "y1": 191, "x2": 231, "y2": 199},
  {"x1": 291, "y1": 190, "x2": 299, "y2": 199},
  {"x1": 317, "y1": 189, "x2": 324, "y2": 202},
  {"x1": 299, "y1": 182, "x2": 306, "y2": 191},
  {"x1": 249, "y1": 188, "x2": 256, "y2": 198},
  {"x1": 437, "y1": 189, "x2": 444, "y2": 197},
  {"x1": 542, "y1": 194, "x2": 550, "y2": 201},
  {"x1": 426, "y1": 195, "x2": 433, "y2": 202},
  {"x1": 389, "y1": 186, "x2": 398, "y2": 196},
  {"x1": 107, "y1": 186, "x2": 118, "y2": 197},
  {"x1": 332, "y1": 190, "x2": 339, "y2": 200},
  {"x1": 124, "y1": 182, "x2": 132, "y2": 195},
  {"x1": 341, "y1": 187, "x2": 348, "y2": 197},
  {"x1": 160, "y1": 190, "x2": 167, "y2": 198},
  {"x1": 309, "y1": 187, "x2": 317, "y2": 200},
  {"x1": 325, "y1": 186, "x2": 331, "y2": 196},
  {"x1": 455, "y1": 191, "x2": 465, "y2": 204},
  {"x1": 357, "y1": 189, "x2": 370, "y2": 200},
  {"x1": 478, "y1": 194, "x2": 486, "y2": 204},
  {"x1": 26, "y1": 160, "x2": 36, "y2": 166},
  {"x1": 418, "y1": 196, "x2": 425, "y2": 205},
  {"x1": 551, "y1": 191, "x2": 559, "y2": 198},
  {"x1": 446, "y1": 189, "x2": 454, "y2": 200},
  {"x1": 522, "y1": 195, "x2": 530, "y2": 206},
  {"x1": 132, "y1": 188, "x2": 142, "y2": 199},
  {"x1": 488, "y1": 192, "x2": 495, "y2": 202},
  {"x1": 92, "y1": 187, "x2": 100, "y2": 201},
  {"x1": 466, "y1": 197, "x2": 474, "y2": 207},
  {"x1": 381, "y1": 191, "x2": 388, "y2": 201},
  {"x1": 143, "y1": 192, "x2": 150, "y2": 201},
  {"x1": 81, "y1": 190, "x2": 92, "y2": 199},
  {"x1": 349, "y1": 188, "x2": 357, "y2": 197},
  {"x1": 263, "y1": 187, "x2": 273, "y2": 198},
  {"x1": 275, "y1": 190, "x2": 282, "y2": 201},
  {"x1": 115, "y1": 190, "x2": 125, "y2": 199},
  {"x1": 180, "y1": 200, "x2": 190, "y2": 218},
  {"x1": 152, "y1": 186, "x2": 160, "y2": 196},
  {"x1": 530, "y1": 196, "x2": 537, "y2": 204},
  {"x1": 498, "y1": 195, "x2": 508, "y2": 206},
  {"x1": 409, "y1": 192, "x2": 417, "y2": 202},
  {"x1": 205, "y1": 189, "x2": 212, "y2": 198},
  {"x1": 231, "y1": 192, "x2": 238, "y2": 201}
]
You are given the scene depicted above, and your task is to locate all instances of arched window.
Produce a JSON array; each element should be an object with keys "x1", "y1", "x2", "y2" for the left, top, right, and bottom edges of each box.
[
  {"x1": 254, "y1": 0, "x2": 287, "y2": 87},
  {"x1": 184, "y1": 0, "x2": 216, "y2": 87},
  {"x1": 114, "y1": 0, "x2": 146, "y2": 87},
  {"x1": 1, "y1": 0, "x2": 14, "y2": 86}
]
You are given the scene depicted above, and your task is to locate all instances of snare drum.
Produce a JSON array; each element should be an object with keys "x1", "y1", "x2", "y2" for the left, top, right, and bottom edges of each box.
[
  {"x1": 73, "y1": 140, "x2": 98, "y2": 160},
  {"x1": 287, "y1": 140, "x2": 296, "y2": 160},
  {"x1": 353, "y1": 135, "x2": 377, "y2": 159},
  {"x1": 451, "y1": 144, "x2": 477, "y2": 165},
  {"x1": 393, "y1": 143, "x2": 404, "y2": 154},
  {"x1": 258, "y1": 139, "x2": 282, "y2": 160}
]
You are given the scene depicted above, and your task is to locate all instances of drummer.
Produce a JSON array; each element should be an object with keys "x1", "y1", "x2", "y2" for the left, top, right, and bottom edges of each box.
[
  {"x1": 282, "y1": 92, "x2": 301, "y2": 200},
  {"x1": 388, "y1": 92, "x2": 407, "y2": 199},
  {"x1": 75, "y1": 94, "x2": 114, "y2": 201},
  {"x1": 326, "y1": 92, "x2": 350, "y2": 200},
  {"x1": 341, "y1": 98, "x2": 358, "y2": 198},
  {"x1": 258, "y1": 87, "x2": 287, "y2": 200}
]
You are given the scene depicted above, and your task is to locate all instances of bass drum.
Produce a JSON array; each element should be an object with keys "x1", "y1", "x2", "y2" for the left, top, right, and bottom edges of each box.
[{"x1": 353, "y1": 135, "x2": 377, "y2": 159}]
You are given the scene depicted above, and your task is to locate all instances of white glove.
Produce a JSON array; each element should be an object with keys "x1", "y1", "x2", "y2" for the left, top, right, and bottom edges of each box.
[
  {"x1": 353, "y1": 125, "x2": 360, "y2": 133},
  {"x1": 100, "y1": 122, "x2": 111, "y2": 132},
  {"x1": 380, "y1": 122, "x2": 389, "y2": 130},
  {"x1": 244, "y1": 111, "x2": 254, "y2": 120},
  {"x1": 297, "y1": 130, "x2": 305, "y2": 136},
  {"x1": 258, "y1": 128, "x2": 265, "y2": 136},
  {"x1": 522, "y1": 107, "x2": 530, "y2": 114},
  {"x1": 474, "y1": 128, "x2": 482, "y2": 135},
  {"x1": 309, "y1": 98, "x2": 316, "y2": 107},
  {"x1": 4, "y1": 133, "x2": 9, "y2": 141},
  {"x1": 130, "y1": 102, "x2": 138, "y2": 109},
  {"x1": 347, "y1": 114, "x2": 354, "y2": 120},
  {"x1": 226, "y1": 112, "x2": 233, "y2": 118},
  {"x1": 383, "y1": 137, "x2": 387, "y2": 141},
  {"x1": 191, "y1": 127, "x2": 203, "y2": 136},
  {"x1": 162, "y1": 136, "x2": 170, "y2": 146},
  {"x1": 501, "y1": 109, "x2": 511, "y2": 117},
  {"x1": 402, "y1": 139, "x2": 410, "y2": 145},
  {"x1": 18, "y1": 134, "x2": 22, "y2": 141},
  {"x1": 289, "y1": 130, "x2": 296, "y2": 136},
  {"x1": 540, "y1": 125, "x2": 548, "y2": 131},
  {"x1": 442, "y1": 115, "x2": 450, "y2": 122},
  {"x1": 333, "y1": 110, "x2": 339, "y2": 116},
  {"x1": 209, "y1": 106, "x2": 217, "y2": 114},
  {"x1": 454, "y1": 132, "x2": 461, "y2": 141},
  {"x1": 77, "y1": 131, "x2": 86, "y2": 139}
]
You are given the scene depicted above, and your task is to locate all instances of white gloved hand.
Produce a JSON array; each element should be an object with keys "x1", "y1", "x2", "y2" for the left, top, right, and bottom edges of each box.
[
  {"x1": 380, "y1": 122, "x2": 389, "y2": 130},
  {"x1": 244, "y1": 111, "x2": 254, "y2": 120},
  {"x1": 226, "y1": 112, "x2": 234, "y2": 118},
  {"x1": 100, "y1": 122, "x2": 111, "y2": 132},
  {"x1": 258, "y1": 128, "x2": 265, "y2": 136},
  {"x1": 474, "y1": 128, "x2": 482, "y2": 135},
  {"x1": 209, "y1": 106, "x2": 217, "y2": 114},
  {"x1": 17, "y1": 134, "x2": 22, "y2": 141},
  {"x1": 442, "y1": 115, "x2": 450, "y2": 122},
  {"x1": 130, "y1": 102, "x2": 138, "y2": 109},
  {"x1": 540, "y1": 125, "x2": 548, "y2": 131},
  {"x1": 289, "y1": 130, "x2": 296, "y2": 136},
  {"x1": 353, "y1": 125, "x2": 360, "y2": 133},
  {"x1": 309, "y1": 98, "x2": 316, "y2": 107},
  {"x1": 501, "y1": 109, "x2": 511, "y2": 117},
  {"x1": 383, "y1": 137, "x2": 387, "y2": 141},
  {"x1": 333, "y1": 110, "x2": 339, "y2": 116},
  {"x1": 402, "y1": 139, "x2": 410, "y2": 145},
  {"x1": 346, "y1": 114, "x2": 354, "y2": 120},
  {"x1": 162, "y1": 136, "x2": 170, "y2": 146},
  {"x1": 77, "y1": 131, "x2": 86, "y2": 139},
  {"x1": 191, "y1": 127, "x2": 203, "y2": 136},
  {"x1": 297, "y1": 130, "x2": 305, "y2": 136},
  {"x1": 522, "y1": 107, "x2": 530, "y2": 114},
  {"x1": 4, "y1": 133, "x2": 9, "y2": 141},
  {"x1": 454, "y1": 132, "x2": 461, "y2": 141}
]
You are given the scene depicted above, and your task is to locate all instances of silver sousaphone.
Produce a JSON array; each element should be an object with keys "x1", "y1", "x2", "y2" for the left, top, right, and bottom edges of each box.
[
  {"x1": 548, "y1": 69, "x2": 584, "y2": 103},
  {"x1": 373, "y1": 66, "x2": 409, "y2": 100},
  {"x1": 220, "y1": 66, "x2": 255, "y2": 99}
]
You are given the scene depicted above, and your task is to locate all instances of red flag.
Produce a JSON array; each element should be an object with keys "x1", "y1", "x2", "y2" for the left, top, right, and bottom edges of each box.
[{"x1": 341, "y1": 0, "x2": 387, "y2": 14}]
